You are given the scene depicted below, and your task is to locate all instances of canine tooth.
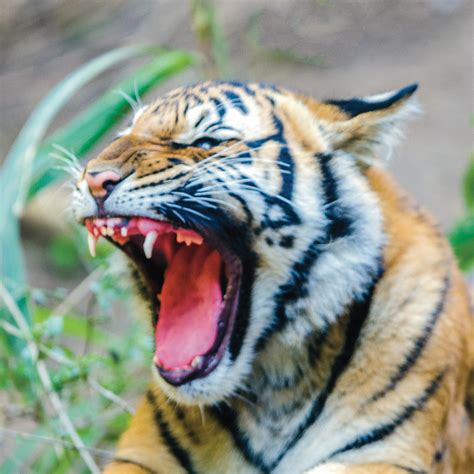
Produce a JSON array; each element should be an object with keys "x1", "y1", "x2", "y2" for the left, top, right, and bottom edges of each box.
[
  {"x1": 120, "y1": 227, "x2": 128, "y2": 237},
  {"x1": 191, "y1": 356, "x2": 203, "y2": 369},
  {"x1": 87, "y1": 233, "x2": 96, "y2": 257},
  {"x1": 143, "y1": 231, "x2": 158, "y2": 259}
]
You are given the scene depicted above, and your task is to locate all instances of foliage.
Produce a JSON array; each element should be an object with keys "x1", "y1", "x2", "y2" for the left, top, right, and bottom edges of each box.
[
  {"x1": 0, "y1": 41, "x2": 195, "y2": 472},
  {"x1": 0, "y1": 2, "x2": 471, "y2": 472},
  {"x1": 190, "y1": 0, "x2": 229, "y2": 79},
  {"x1": 449, "y1": 155, "x2": 474, "y2": 271}
]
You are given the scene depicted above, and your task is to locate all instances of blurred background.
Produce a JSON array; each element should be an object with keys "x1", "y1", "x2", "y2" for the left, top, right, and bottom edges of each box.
[{"x1": 0, "y1": 1, "x2": 472, "y2": 472}]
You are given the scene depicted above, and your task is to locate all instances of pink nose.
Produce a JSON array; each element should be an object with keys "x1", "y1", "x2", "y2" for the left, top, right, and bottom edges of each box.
[{"x1": 84, "y1": 170, "x2": 122, "y2": 199}]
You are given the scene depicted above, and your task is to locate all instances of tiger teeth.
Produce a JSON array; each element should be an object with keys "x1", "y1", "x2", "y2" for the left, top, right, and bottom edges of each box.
[
  {"x1": 191, "y1": 356, "x2": 203, "y2": 369},
  {"x1": 87, "y1": 233, "x2": 96, "y2": 257},
  {"x1": 143, "y1": 231, "x2": 158, "y2": 259},
  {"x1": 176, "y1": 232, "x2": 203, "y2": 246}
]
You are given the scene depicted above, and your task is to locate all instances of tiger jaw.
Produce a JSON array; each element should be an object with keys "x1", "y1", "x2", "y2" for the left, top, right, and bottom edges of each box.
[{"x1": 85, "y1": 216, "x2": 242, "y2": 386}]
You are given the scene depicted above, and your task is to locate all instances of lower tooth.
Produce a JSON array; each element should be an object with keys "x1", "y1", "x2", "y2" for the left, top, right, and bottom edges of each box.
[{"x1": 191, "y1": 356, "x2": 203, "y2": 369}]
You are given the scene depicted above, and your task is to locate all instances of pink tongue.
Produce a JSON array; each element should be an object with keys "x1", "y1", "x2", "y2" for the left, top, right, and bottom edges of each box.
[{"x1": 155, "y1": 244, "x2": 223, "y2": 370}]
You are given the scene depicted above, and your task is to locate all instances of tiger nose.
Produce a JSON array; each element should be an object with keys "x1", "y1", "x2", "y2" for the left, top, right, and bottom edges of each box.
[{"x1": 84, "y1": 170, "x2": 122, "y2": 199}]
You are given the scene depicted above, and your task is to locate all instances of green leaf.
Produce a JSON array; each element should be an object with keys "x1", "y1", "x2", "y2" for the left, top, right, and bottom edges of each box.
[
  {"x1": 463, "y1": 155, "x2": 474, "y2": 211},
  {"x1": 29, "y1": 49, "x2": 196, "y2": 197},
  {"x1": 0, "y1": 46, "x2": 194, "y2": 393},
  {"x1": 449, "y1": 214, "x2": 474, "y2": 271},
  {"x1": 33, "y1": 306, "x2": 109, "y2": 344},
  {"x1": 48, "y1": 235, "x2": 82, "y2": 272},
  {"x1": 191, "y1": 0, "x2": 229, "y2": 78},
  {"x1": 0, "y1": 44, "x2": 172, "y2": 337}
]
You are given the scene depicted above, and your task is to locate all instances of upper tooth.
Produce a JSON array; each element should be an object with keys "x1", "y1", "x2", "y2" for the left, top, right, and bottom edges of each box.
[
  {"x1": 120, "y1": 227, "x2": 128, "y2": 237},
  {"x1": 176, "y1": 232, "x2": 203, "y2": 246},
  {"x1": 87, "y1": 233, "x2": 97, "y2": 257},
  {"x1": 100, "y1": 227, "x2": 107, "y2": 236},
  {"x1": 143, "y1": 231, "x2": 158, "y2": 259}
]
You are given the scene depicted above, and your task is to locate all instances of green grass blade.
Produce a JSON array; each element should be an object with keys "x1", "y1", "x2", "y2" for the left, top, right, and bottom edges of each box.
[
  {"x1": 463, "y1": 155, "x2": 474, "y2": 211},
  {"x1": 0, "y1": 45, "x2": 193, "y2": 400},
  {"x1": 0, "y1": 44, "x2": 163, "y2": 307},
  {"x1": 1, "y1": 44, "x2": 163, "y2": 219},
  {"x1": 29, "y1": 50, "x2": 195, "y2": 197},
  {"x1": 449, "y1": 215, "x2": 474, "y2": 271}
]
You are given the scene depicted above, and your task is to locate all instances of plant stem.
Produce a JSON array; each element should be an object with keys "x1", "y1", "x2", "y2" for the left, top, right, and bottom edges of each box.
[{"x1": 0, "y1": 282, "x2": 100, "y2": 474}]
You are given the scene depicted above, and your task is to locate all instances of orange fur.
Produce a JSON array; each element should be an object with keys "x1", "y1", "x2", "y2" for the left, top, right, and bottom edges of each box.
[{"x1": 74, "y1": 82, "x2": 473, "y2": 473}]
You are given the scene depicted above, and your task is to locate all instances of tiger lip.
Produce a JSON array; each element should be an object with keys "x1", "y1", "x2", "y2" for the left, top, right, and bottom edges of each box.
[{"x1": 84, "y1": 215, "x2": 242, "y2": 386}]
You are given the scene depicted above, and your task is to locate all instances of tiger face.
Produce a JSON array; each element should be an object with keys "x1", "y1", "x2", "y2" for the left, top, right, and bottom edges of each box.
[{"x1": 73, "y1": 81, "x2": 417, "y2": 405}]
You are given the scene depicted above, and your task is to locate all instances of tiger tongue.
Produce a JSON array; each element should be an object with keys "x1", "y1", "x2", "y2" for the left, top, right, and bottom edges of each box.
[{"x1": 155, "y1": 243, "x2": 223, "y2": 370}]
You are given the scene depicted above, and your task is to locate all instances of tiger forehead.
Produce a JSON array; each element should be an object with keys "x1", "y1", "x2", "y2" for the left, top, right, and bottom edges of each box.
[{"x1": 131, "y1": 82, "x2": 281, "y2": 140}]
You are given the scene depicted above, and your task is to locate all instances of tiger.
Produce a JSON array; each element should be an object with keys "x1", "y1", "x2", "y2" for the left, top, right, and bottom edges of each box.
[{"x1": 72, "y1": 80, "x2": 473, "y2": 474}]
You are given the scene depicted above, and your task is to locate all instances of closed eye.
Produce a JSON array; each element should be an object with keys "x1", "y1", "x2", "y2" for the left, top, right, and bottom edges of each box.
[{"x1": 172, "y1": 136, "x2": 223, "y2": 151}]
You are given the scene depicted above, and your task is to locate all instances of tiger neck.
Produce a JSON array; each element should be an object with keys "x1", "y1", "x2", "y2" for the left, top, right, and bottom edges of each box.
[{"x1": 216, "y1": 159, "x2": 385, "y2": 468}]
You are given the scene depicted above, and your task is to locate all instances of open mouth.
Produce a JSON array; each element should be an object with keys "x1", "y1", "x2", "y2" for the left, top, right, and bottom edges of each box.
[{"x1": 85, "y1": 216, "x2": 242, "y2": 386}]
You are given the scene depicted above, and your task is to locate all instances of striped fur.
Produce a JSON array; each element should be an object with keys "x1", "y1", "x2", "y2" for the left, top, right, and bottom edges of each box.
[{"x1": 72, "y1": 81, "x2": 473, "y2": 473}]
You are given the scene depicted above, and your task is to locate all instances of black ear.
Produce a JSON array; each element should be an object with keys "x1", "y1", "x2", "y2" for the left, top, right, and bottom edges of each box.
[
  {"x1": 313, "y1": 84, "x2": 419, "y2": 162},
  {"x1": 325, "y1": 83, "x2": 418, "y2": 118}
]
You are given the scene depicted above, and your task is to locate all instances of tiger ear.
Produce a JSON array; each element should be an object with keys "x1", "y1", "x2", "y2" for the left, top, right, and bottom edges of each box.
[{"x1": 314, "y1": 83, "x2": 419, "y2": 162}]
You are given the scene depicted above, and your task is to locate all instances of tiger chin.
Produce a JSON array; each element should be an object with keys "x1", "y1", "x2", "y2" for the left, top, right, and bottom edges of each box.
[{"x1": 73, "y1": 81, "x2": 473, "y2": 474}]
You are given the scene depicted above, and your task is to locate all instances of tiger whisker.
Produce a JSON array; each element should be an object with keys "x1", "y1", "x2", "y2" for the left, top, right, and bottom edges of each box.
[
  {"x1": 173, "y1": 191, "x2": 218, "y2": 210},
  {"x1": 166, "y1": 202, "x2": 211, "y2": 221},
  {"x1": 115, "y1": 88, "x2": 140, "y2": 113},
  {"x1": 49, "y1": 152, "x2": 82, "y2": 172},
  {"x1": 51, "y1": 143, "x2": 81, "y2": 166},
  {"x1": 198, "y1": 186, "x2": 298, "y2": 210},
  {"x1": 133, "y1": 79, "x2": 143, "y2": 109}
]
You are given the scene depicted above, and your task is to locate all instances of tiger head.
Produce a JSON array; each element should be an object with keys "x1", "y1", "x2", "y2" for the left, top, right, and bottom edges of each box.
[{"x1": 73, "y1": 81, "x2": 417, "y2": 405}]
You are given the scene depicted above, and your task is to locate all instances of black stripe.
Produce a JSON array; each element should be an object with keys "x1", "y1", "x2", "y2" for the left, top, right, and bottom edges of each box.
[
  {"x1": 272, "y1": 113, "x2": 294, "y2": 201},
  {"x1": 255, "y1": 237, "x2": 326, "y2": 352},
  {"x1": 112, "y1": 458, "x2": 157, "y2": 474},
  {"x1": 228, "y1": 251, "x2": 257, "y2": 361},
  {"x1": 210, "y1": 97, "x2": 226, "y2": 118},
  {"x1": 129, "y1": 170, "x2": 190, "y2": 191},
  {"x1": 223, "y1": 90, "x2": 248, "y2": 114},
  {"x1": 395, "y1": 465, "x2": 427, "y2": 474},
  {"x1": 146, "y1": 391, "x2": 196, "y2": 474},
  {"x1": 318, "y1": 154, "x2": 352, "y2": 240},
  {"x1": 194, "y1": 110, "x2": 210, "y2": 128},
  {"x1": 211, "y1": 403, "x2": 269, "y2": 474},
  {"x1": 327, "y1": 370, "x2": 445, "y2": 459},
  {"x1": 269, "y1": 272, "x2": 381, "y2": 470},
  {"x1": 369, "y1": 270, "x2": 450, "y2": 403},
  {"x1": 255, "y1": 153, "x2": 354, "y2": 352},
  {"x1": 326, "y1": 84, "x2": 418, "y2": 118}
]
